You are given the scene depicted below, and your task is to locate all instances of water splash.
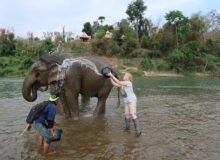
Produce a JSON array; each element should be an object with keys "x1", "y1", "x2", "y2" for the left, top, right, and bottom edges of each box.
[
  {"x1": 53, "y1": 57, "x2": 102, "y2": 90},
  {"x1": 59, "y1": 57, "x2": 102, "y2": 76}
]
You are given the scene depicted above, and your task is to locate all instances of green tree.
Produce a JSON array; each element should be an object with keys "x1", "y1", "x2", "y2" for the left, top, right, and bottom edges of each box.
[
  {"x1": 98, "y1": 16, "x2": 105, "y2": 25},
  {"x1": 186, "y1": 13, "x2": 209, "y2": 42},
  {"x1": 126, "y1": 0, "x2": 147, "y2": 40},
  {"x1": 41, "y1": 39, "x2": 55, "y2": 53},
  {"x1": 165, "y1": 10, "x2": 190, "y2": 47},
  {"x1": 92, "y1": 21, "x2": 100, "y2": 37},
  {"x1": 207, "y1": 10, "x2": 220, "y2": 31},
  {"x1": 0, "y1": 29, "x2": 16, "y2": 56},
  {"x1": 82, "y1": 22, "x2": 92, "y2": 36},
  {"x1": 113, "y1": 19, "x2": 138, "y2": 56}
]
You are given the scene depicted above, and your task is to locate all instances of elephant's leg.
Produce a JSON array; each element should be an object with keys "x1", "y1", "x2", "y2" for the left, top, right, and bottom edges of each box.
[
  {"x1": 65, "y1": 90, "x2": 80, "y2": 120},
  {"x1": 81, "y1": 95, "x2": 90, "y2": 108},
  {"x1": 94, "y1": 97, "x2": 107, "y2": 115},
  {"x1": 61, "y1": 91, "x2": 72, "y2": 118}
]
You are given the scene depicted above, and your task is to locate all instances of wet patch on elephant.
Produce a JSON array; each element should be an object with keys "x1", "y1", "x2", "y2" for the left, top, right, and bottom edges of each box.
[{"x1": 58, "y1": 57, "x2": 102, "y2": 77}]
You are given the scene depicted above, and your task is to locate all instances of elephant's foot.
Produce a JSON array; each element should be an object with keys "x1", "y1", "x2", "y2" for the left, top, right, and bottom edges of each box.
[
  {"x1": 64, "y1": 114, "x2": 72, "y2": 119},
  {"x1": 93, "y1": 110, "x2": 105, "y2": 116},
  {"x1": 94, "y1": 106, "x2": 105, "y2": 115},
  {"x1": 73, "y1": 116, "x2": 79, "y2": 121}
]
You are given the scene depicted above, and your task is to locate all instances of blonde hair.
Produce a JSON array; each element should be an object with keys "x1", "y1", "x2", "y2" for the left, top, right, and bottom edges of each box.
[{"x1": 123, "y1": 72, "x2": 133, "y2": 81}]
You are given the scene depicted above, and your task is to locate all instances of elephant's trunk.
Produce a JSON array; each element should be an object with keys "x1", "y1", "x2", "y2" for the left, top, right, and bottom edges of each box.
[{"x1": 22, "y1": 74, "x2": 38, "y2": 102}]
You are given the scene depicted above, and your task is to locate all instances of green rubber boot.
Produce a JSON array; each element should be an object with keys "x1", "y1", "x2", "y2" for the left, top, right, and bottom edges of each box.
[
  {"x1": 124, "y1": 118, "x2": 130, "y2": 131},
  {"x1": 132, "y1": 118, "x2": 142, "y2": 137}
]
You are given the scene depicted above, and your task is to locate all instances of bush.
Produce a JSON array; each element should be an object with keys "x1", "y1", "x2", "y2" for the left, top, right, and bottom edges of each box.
[
  {"x1": 127, "y1": 69, "x2": 144, "y2": 77},
  {"x1": 122, "y1": 59, "x2": 137, "y2": 66},
  {"x1": 147, "y1": 50, "x2": 162, "y2": 58},
  {"x1": 130, "y1": 48, "x2": 148, "y2": 57},
  {"x1": 41, "y1": 39, "x2": 55, "y2": 53},
  {"x1": 91, "y1": 38, "x2": 120, "y2": 56},
  {"x1": 167, "y1": 50, "x2": 184, "y2": 72},
  {"x1": 140, "y1": 35, "x2": 149, "y2": 48},
  {"x1": 154, "y1": 59, "x2": 169, "y2": 71},
  {"x1": 139, "y1": 58, "x2": 153, "y2": 70},
  {"x1": 0, "y1": 30, "x2": 16, "y2": 56},
  {"x1": 21, "y1": 57, "x2": 35, "y2": 69}
]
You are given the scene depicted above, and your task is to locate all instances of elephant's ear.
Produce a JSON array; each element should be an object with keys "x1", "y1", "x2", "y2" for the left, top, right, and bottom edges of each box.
[{"x1": 39, "y1": 54, "x2": 63, "y2": 65}]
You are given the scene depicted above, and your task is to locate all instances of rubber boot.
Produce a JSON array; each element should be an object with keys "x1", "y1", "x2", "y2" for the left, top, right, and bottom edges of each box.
[
  {"x1": 132, "y1": 118, "x2": 142, "y2": 137},
  {"x1": 124, "y1": 118, "x2": 130, "y2": 131}
]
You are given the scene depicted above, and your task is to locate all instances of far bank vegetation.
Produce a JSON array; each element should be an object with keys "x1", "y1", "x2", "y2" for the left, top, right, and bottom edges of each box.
[{"x1": 0, "y1": 0, "x2": 220, "y2": 77}]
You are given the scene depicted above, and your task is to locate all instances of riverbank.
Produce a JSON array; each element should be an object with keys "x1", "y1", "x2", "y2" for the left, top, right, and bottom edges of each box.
[
  {"x1": 0, "y1": 54, "x2": 218, "y2": 78},
  {"x1": 101, "y1": 56, "x2": 214, "y2": 78}
]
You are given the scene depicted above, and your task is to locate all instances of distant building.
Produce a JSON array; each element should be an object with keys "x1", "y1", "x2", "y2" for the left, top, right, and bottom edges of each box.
[
  {"x1": 74, "y1": 33, "x2": 91, "y2": 41},
  {"x1": 104, "y1": 30, "x2": 112, "y2": 39},
  {"x1": 80, "y1": 32, "x2": 91, "y2": 41},
  {"x1": 74, "y1": 35, "x2": 81, "y2": 41}
]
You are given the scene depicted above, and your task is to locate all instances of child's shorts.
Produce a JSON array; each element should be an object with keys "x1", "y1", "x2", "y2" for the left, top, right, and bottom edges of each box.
[{"x1": 124, "y1": 101, "x2": 136, "y2": 115}]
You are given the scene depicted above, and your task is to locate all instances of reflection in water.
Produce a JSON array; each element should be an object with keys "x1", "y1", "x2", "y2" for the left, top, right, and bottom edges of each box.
[{"x1": 0, "y1": 77, "x2": 220, "y2": 160}]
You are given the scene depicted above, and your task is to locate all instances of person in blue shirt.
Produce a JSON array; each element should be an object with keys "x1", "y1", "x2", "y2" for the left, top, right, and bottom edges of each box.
[{"x1": 32, "y1": 93, "x2": 60, "y2": 155}]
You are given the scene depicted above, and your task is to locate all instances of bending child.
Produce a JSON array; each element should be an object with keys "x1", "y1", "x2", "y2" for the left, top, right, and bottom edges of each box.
[{"x1": 107, "y1": 72, "x2": 141, "y2": 137}]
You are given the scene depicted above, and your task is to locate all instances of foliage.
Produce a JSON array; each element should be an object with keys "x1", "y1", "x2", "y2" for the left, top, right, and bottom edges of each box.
[
  {"x1": 165, "y1": 10, "x2": 190, "y2": 47},
  {"x1": 127, "y1": 69, "x2": 144, "y2": 77},
  {"x1": 91, "y1": 38, "x2": 121, "y2": 56},
  {"x1": 1, "y1": 6, "x2": 220, "y2": 77},
  {"x1": 126, "y1": 0, "x2": 147, "y2": 39},
  {"x1": 167, "y1": 41, "x2": 211, "y2": 72},
  {"x1": 140, "y1": 34, "x2": 149, "y2": 48},
  {"x1": 41, "y1": 39, "x2": 55, "y2": 53},
  {"x1": 82, "y1": 22, "x2": 92, "y2": 36},
  {"x1": 186, "y1": 12, "x2": 209, "y2": 42},
  {"x1": 122, "y1": 58, "x2": 138, "y2": 66},
  {"x1": 0, "y1": 29, "x2": 16, "y2": 56},
  {"x1": 139, "y1": 58, "x2": 153, "y2": 70},
  {"x1": 98, "y1": 16, "x2": 105, "y2": 24}
]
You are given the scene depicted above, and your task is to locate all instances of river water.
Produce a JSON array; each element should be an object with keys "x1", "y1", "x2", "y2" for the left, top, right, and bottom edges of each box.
[{"x1": 0, "y1": 77, "x2": 220, "y2": 160}]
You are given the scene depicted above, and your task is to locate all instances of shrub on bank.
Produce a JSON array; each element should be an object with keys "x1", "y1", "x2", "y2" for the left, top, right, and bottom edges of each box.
[{"x1": 91, "y1": 38, "x2": 121, "y2": 56}]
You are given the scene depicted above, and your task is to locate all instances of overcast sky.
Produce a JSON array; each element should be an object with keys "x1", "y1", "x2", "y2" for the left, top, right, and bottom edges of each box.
[{"x1": 0, "y1": 0, "x2": 219, "y2": 38}]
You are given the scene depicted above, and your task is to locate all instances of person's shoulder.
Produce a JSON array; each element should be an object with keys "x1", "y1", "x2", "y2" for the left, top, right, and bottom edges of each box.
[
  {"x1": 125, "y1": 81, "x2": 132, "y2": 86},
  {"x1": 47, "y1": 102, "x2": 56, "y2": 108}
]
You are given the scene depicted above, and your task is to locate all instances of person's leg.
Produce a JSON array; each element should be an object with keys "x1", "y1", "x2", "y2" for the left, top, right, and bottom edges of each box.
[
  {"x1": 33, "y1": 123, "x2": 56, "y2": 155},
  {"x1": 130, "y1": 102, "x2": 141, "y2": 137},
  {"x1": 43, "y1": 143, "x2": 56, "y2": 155},
  {"x1": 124, "y1": 103, "x2": 131, "y2": 131},
  {"x1": 38, "y1": 136, "x2": 44, "y2": 148}
]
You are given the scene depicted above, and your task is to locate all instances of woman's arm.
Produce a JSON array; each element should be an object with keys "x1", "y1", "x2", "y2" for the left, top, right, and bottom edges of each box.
[
  {"x1": 107, "y1": 72, "x2": 127, "y2": 86},
  {"x1": 109, "y1": 78, "x2": 121, "y2": 87}
]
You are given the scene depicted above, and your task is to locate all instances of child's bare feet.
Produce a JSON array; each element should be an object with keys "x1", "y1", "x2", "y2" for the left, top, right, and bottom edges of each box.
[{"x1": 44, "y1": 151, "x2": 57, "y2": 156}]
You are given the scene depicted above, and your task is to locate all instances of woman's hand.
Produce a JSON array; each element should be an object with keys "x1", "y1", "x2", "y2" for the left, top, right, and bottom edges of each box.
[
  {"x1": 52, "y1": 132, "x2": 57, "y2": 138},
  {"x1": 106, "y1": 72, "x2": 113, "y2": 77},
  {"x1": 49, "y1": 129, "x2": 57, "y2": 139}
]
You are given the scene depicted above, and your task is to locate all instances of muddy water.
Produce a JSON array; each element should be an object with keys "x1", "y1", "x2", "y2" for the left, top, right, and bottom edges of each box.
[{"x1": 0, "y1": 77, "x2": 220, "y2": 160}]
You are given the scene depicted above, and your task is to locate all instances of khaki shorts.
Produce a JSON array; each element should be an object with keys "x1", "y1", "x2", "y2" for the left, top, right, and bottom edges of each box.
[{"x1": 124, "y1": 101, "x2": 137, "y2": 115}]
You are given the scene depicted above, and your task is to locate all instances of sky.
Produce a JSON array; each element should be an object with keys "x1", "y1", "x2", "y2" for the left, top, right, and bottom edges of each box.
[{"x1": 0, "y1": 0, "x2": 219, "y2": 39}]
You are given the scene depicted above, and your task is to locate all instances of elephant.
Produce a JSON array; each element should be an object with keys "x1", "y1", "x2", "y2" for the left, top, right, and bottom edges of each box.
[{"x1": 22, "y1": 53, "x2": 119, "y2": 120}]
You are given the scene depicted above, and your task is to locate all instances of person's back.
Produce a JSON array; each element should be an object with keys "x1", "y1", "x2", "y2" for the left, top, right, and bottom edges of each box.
[
  {"x1": 121, "y1": 80, "x2": 137, "y2": 103},
  {"x1": 34, "y1": 101, "x2": 56, "y2": 126}
]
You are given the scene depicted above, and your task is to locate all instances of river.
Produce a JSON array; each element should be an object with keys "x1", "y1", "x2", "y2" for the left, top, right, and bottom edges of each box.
[{"x1": 0, "y1": 76, "x2": 220, "y2": 160}]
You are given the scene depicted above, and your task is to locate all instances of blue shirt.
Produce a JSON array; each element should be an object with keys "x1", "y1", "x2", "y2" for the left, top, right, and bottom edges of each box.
[{"x1": 34, "y1": 102, "x2": 56, "y2": 125}]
